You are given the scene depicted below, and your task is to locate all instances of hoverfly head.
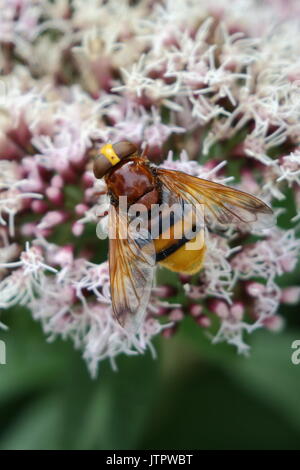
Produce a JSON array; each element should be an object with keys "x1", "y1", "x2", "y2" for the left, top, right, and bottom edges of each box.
[{"x1": 93, "y1": 141, "x2": 138, "y2": 179}]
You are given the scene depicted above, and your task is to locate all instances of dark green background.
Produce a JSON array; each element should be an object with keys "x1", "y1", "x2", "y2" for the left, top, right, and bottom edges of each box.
[{"x1": 0, "y1": 301, "x2": 300, "y2": 450}]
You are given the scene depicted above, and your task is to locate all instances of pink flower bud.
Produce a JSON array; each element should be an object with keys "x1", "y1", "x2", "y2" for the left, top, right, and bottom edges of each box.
[
  {"x1": 210, "y1": 300, "x2": 229, "y2": 319},
  {"x1": 75, "y1": 203, "x2": 89, "y2": 215},
  {"x1": 46, "y1": 187, "x2": 64, "y2": 205},
  {"x1": 38, "y1": 211, "x2": 68, "y2": 229},
  {"x1": 189, "y1": 304, "x2": 203, "y2": 317},
  {"x1": 188, "y1": 285, "x2": 204, "y2": 299},
  {"x1": 246, "y1": 282, "x2": 265, "y2": 297},
  {"x1": 169, "y1": 308, "x2": 184, "y2": 322},
  {"x1": 263, "y1": 315, "x2": 285, "y2": 332},
  {"x1": 162, "y1": 325, "x2": 178, "y2": 338},
  {"x1": 82, "y1": 171, "x2": 95, "y2": 188},
  {"x1": 154, "y1": 285, "x2": 177, "y2": 298},
  {"x1": 61, "y1": 167, "x2": 77, "y2": 183},
  {"x1": 51, "y1": 245, "x2": 74, "y2": 267},
  {"x1": 85, "y1": 188, "x2": 95, "y2": 200},
  {"x1": 51, "y1": 175, "x2": 64, "y2": 188},
  {"x1": 281, "y1": 287, "x2": 300, "y2": 304},
  {"x1": 230, "y1": 302, "x2": 244, "y2": 321},
  {"x1": 21, "y1": 223, "x2": 37, "y2": 237},
  {"x1": 31, "y1": 200, "x2": 48, "y2": 214},
  {"x1": 72, "y1": 221, "x2": 84, "y2": 236},
  {"x1": 280, "y1": 254, "x2": 297, "y2": 273},
  {"x1": 196, "y1": 314, "x2": 211, "y2": 328}
]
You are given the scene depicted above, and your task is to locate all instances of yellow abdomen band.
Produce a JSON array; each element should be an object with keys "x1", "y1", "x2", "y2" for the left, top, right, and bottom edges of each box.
[{"x1": 100, "y1": 144, "x2": 120, "y2": 166}]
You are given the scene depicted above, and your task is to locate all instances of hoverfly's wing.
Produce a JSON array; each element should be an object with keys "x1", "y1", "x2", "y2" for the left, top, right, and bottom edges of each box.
[
  {"x1": 108, "y1": 204, "x2": 156, "y2": 331},
  {"x1": 157, "y1": 169, "x2": 274, "y2": 231}
]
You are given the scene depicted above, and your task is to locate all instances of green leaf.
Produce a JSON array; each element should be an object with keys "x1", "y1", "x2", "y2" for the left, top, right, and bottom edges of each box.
[
  {"x1": 0, "y1": 394, "x2": 64, "y2": 450},
  {"x1": 0, "y1": 307, "x2": 72, "y2": 404},
  {"x1": 140, "y1": 340, "x2": 300, "y2": 449},
  {"x1": 226, "y1": 329, "x2": 300, "y2": 432},
  {"x1": 73, "y1": 353, "x2": 160, "y2": 450}
]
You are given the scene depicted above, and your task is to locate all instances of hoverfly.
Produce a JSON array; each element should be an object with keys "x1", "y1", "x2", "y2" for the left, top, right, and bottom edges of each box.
[{"x1": 93, "y1": 141, "x2": 274, "y2": 330}]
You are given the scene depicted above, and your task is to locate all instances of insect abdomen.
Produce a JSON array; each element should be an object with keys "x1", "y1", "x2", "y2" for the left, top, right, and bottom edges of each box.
[
  {"x1": 157, "y1": 233, "x2": 206, "y2": 275},
  {"x1": 153, "y1": 211, "x2": 206, "y2": 275}
]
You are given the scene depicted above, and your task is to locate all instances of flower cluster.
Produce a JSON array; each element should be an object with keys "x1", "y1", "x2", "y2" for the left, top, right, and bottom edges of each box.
[{"x1": 0, "y1": 0, "x2": 300, "y2": 375}]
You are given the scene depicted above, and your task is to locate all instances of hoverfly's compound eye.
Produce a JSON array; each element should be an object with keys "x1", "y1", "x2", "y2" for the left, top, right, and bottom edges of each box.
[
  {"x1": 112, "y1": 141, "x2": 137, "y2": 159},
  {"x1": 93, "y1": 141, "x2": 137, "y2": 179}
]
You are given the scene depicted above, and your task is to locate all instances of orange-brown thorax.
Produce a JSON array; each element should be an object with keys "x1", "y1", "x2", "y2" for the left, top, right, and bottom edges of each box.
[{"x1": 105, "y1": 157, "x2": 160, "y2": 208}]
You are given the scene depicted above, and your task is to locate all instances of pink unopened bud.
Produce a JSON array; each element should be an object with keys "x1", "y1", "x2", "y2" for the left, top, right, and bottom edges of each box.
[
  {"x1": 38, "y1": 211, "x2": 68, "y2": 230},
  {"x1": 72, "y1": 221, "x2": 84, "y2": 236},
  {"x1": 21, "y1": 222, "x2": 37, "y2": 237},
  {"x1": 196, "y1": 314, "x2": 211, "y2": 328},
  {"x1": 263, "y1": 315, "x2": 285, "y2": 332},
  {"x1": 51, "y1": 245, "x2": 74, "y2": 267},
  {"x1": 46, "y1": 186, "x2": 64, "y2": 204},
  {"x1": 61, "y1": 167, "x2": 77, "y2": 183},
  {"x1": 162, "y1": 325, "x2": 178, "y2": 338},
  {"x1": 154, "y1": 285, "x2": 177, "y2": 298},
  {"x1": 189, "y1": 304, "x2": 203, "y2": 317},
  {"x1": 169, "y1": 308, "x2": 184, "y2": 322},
  {"x1": 75, "y1": 204, "x2": 89, "y2": 216},
  {"x1": 280, "y1": 254, "x2": 297, "y2": 273},
  {"x1": 210, "y1": 300, "x2": 229, "y2": 319},
  {"x1": 281, "y1": 287, "x2": 300, "y2": 304},
  {"x1": 230, "y1": 302, "x2": 244, "y2": 321},
  {"x1": 82, "y1": 171, "x2": 95, "y2": 187},
  {"x1": 288, "y1": 71, "x2": 300, "y2": 83},
  {"x1": 31, "y1": 200, "x2": 48, "y2": 214},
  {"x1": 246, "y1": 282, "x2": 265, "y2": 297},
  {"x1": 85, "y1": 188, "x2": 95, "y2": 200},
  {"x1": 188, "y1": 285, "x2": 204, "y2": 299},
  {"x1": 51, "y1": 175, "x2": 64, "y2": 188}
]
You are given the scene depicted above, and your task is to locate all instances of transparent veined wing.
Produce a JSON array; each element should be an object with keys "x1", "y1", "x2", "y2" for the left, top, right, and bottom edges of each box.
[
  {"x1": 157, "y1": 169, "x2": 274, "y2": 231},
  {"x1": 108, "y1": 204, "x2": 156, "y2": 331}
]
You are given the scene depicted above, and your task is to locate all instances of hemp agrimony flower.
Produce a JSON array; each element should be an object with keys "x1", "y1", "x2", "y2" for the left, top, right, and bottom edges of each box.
[{"x1": 0, "y1": 0, "x2": 300, "y2": 376}]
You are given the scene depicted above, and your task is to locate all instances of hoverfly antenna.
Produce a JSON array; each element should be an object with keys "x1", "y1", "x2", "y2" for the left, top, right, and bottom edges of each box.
[{"x1": 93, "y1": 141, "x2": 138, "y2": 179}]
